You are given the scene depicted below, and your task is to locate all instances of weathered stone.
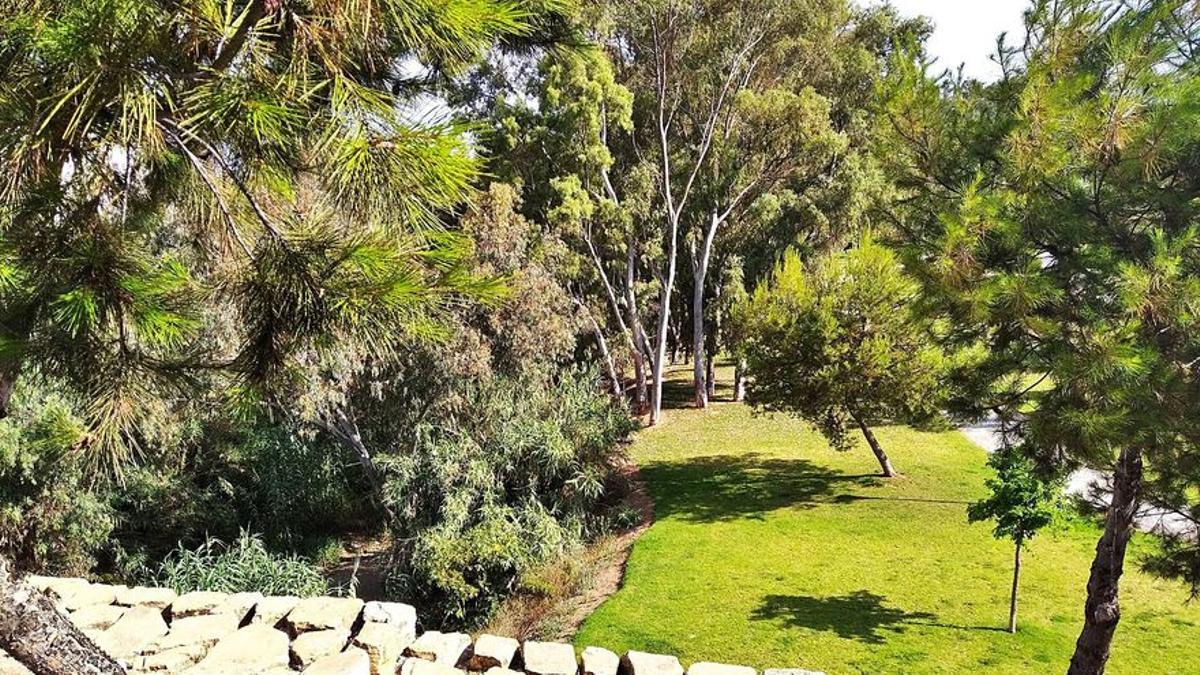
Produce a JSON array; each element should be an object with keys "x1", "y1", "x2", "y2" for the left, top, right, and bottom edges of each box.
[
  {"x1": 303, "y1": 647, "x2": 371, "y2": 675},
  {"x1": 352, "y1": 620, "x2": 414, "y2": 675},
  {"x1": 116, "y1": 586, "x2": 178, "y2": 609},
  {"x1": 484, "y1": 669, "x2": 522, "y2": 675},
  {"x1": 68, "y1": 603, "x2": 127, "y2": 631},
  {"x1": 148, "y1": 613, "x2": 240, "y2": 653},
  {"x1": 687, "y1": 663, "x2": 755, "y2": 675},
  {"x1": 362, "y1": 600, "x2": 417, "y2": 627},
  {"x1": 465, "y1": 634, "x2": 519, "y2": 671},
  {"x1": 214, "y1": 591, "x2": 262, "y2": 623},
  {"x1": 95, "y1": 605, "x2": 169, "y2": 659},
  {"x1": 521, "y1": 641, "x2": 577, "y2": 675},
  {"x1": 59, "y1": 582, "x2": 119, "y2": 611},
  {"x1": 0, "y1": 651, "x2": 34, "y2": 675},
  {"x1": 287, "y1": 596, "x2": 364, "y2": 633},
  {"x1": 292, "y1": 628, "x2": 350, "y2": 669},
  {"x1": 761, "y1": 670, "x2": 823, "y2": 675},
  {"x1": 171, "y1": 591, "x2": 228, "y2": 618},
  {"x1": 186, "y1": 624, "x2": 290, "y2": 674},
  {"x1": 405, "y1": 631, "x2": 471, "y2": 666},
  {"x1": 401, "y1": 657, "x2": 467, "y2": 675},
  {"x1": 251, "y1": 595, "x2": 300, "y2": 626},
  {"x1": 37, "y1": 576, "x2": 88, "y2": 598},
  {"x1": 135, "y1": 643, "x2": 208, "y2": 672},
  {"x1": 619, "y1": 652, "x2": 682, "y2": 675},
  {"x1": 582, "y1": 647, "x2": 619, "y2": 675}
]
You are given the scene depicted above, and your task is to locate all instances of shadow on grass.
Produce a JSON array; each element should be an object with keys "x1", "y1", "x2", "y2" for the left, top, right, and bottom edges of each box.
[
  {"x1": 750, "y1": 591, "x2": 937, "y2": 644},
  {"x1": 641, "y1": 453, "x2": 882, "y2": 523}
]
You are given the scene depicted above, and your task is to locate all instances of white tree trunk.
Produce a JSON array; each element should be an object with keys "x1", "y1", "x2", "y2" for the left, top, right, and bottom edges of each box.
[{"x1": 691, "y1": 212, "x2": 720, "y2": 408}]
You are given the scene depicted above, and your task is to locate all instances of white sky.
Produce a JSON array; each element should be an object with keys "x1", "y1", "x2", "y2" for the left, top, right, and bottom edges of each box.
[{"x1": 883, "y1": 0, "x2": 1030, "y2": 81}]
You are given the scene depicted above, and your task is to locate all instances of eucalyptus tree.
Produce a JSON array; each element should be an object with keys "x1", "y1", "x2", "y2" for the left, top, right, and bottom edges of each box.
[
  {"x1": 0, "y1": 0, "x2": 552, "y2": 670},
  {"x1": 880, "y1": 1, "x2": 1200, "y2": 671}
]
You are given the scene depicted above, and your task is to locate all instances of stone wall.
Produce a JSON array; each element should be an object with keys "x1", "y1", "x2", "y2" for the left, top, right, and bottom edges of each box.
[{"x1": 0, "y1": 576, "x2": 824, "y2": 675}]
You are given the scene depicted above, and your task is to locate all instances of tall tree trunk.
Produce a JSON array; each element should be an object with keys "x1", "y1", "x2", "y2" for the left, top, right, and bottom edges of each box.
[
  {"x1": 0, "y1": 562, "x2": 125, "y2": 675},
  {"x1": 649, "y1": 217, "x2": 680, "y2": 426},
  {"x1": 0, "y1": 362, "x2": 19, "y2": 420},
  {"x1": 1068, "y1": 447, "x2": 1143, "y2": 675},
  {"x1": 850, "y1": 410, "x2": 897, "y2": 477},
  {"x1": 322, "y1": 407, "x2": 395, "y2": 521},
  {"x1": 625, "y1": 243, "x2": 650, "y2": 414},
  {"x1": 691, "y1": 212, "x2": 719, "y2": 409},
  {"x1": 733, "y1": 356, "x2": 746, "y2": 402},
  {"x1": 705, "y1": 354, "x2": 716, "y2": 400},
  {"x1": 584, "y1": 308, "x2": 623, "y2": 400},
  {"x1": 1010, "y1": 538, "x2": 1022, "y2": 634}
]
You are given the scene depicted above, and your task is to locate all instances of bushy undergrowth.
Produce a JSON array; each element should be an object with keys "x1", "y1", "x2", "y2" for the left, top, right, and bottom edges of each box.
[
  {"x1": 383, "y1": 368, "x2": 635, "y2": 627},
  {"x1": 155, "y1": 531, "x2": 327, "y2": 597}
]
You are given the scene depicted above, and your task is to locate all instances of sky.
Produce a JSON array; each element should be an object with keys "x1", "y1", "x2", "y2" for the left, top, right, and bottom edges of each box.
[{"x1": 883, "y1": 0, "x2": 1030, "y2": 81}]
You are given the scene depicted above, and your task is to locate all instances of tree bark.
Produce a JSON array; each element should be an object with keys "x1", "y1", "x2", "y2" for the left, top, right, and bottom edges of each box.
[
  {"x1": 705, "y1": 354, "x2": 716, "y2": 400},
  {"x1": 1068, "y1": 447, "x2": 1143, "y2": 675},
  {"x1": 733, "y1": 356, "x2": 746, "y2": 402},
  {"x1": 1010, "y1": 538, "x2": 1022, "y2": 634},
  {"x1": 321, "y1": 407, "x2": 395, "y2": 521},
  {"x1": 584, "y1": 308, "x2": 624, "y2": 400},
  {"x1": 0, "y1": 562, "x2": 125, "y2": 675},
  {"x1": 0, "y1": 362, "x2": 17, "y2": 420},
  {"x1": 690, "y1": 212, "x2": 719, "y2": 409},
  {"x1": 625, "y1": 242, "x2": 650, "y2": 414},
  {"x1": 850, "y1": 411, "x2": 897, "y2": 477}
]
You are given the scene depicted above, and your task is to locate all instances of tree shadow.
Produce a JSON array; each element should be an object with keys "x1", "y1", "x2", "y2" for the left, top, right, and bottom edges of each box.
[
  {"x1": 750, "y1": 591, "x2": 938, "y2": 644},
  {"x1": 642, "y1": 453, "x2": 881, "y2": 523}
]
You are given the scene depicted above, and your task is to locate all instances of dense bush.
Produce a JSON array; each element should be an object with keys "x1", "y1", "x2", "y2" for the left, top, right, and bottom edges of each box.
[
  {"x1": 155, "y1": 531, "x2": 327, "y2": 597},
  {"x1": 382, "y1": 368, "x2": 635, "y2": 627}
]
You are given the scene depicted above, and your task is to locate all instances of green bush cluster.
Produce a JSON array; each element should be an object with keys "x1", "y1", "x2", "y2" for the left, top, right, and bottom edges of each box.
[
  {"x1": 382, "y1": 368, "x2": 635, "y2": 627},
  {"x1": 155, "y1": 530, "x2": 328, "y2": 597}
]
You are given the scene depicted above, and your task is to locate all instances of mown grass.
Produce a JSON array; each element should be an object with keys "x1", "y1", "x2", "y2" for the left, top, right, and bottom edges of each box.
[{"x1": 574, "y1": 366, "x2": 1200, "y2": 674}]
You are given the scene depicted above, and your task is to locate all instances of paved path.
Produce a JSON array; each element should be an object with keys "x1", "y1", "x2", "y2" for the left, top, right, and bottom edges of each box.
[{"x1": 958, "y1": 417, "x2": 1196, "y2": 539}]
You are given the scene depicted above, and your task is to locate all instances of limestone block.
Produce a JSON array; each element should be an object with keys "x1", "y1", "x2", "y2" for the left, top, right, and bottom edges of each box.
[
  {"x1": 292, "y1": 628, "x2": 351, "y2": 669},
  {"x1": 134, "y1": 643, "x2": 208, "y2": 672},
  {"x1": 362, "y1": 600, "x2": 417, "y2": 628},
  {"x1": 95, "y1": 605, "x2": 169, "y2": 659},
  {"x1": 214, "y1": 591, "x2": 262, "y2": 623},
  {"x1": 303, "y1": 647, "x2": 372, "y2": 675},
  {"x1": 465, "y1": 634, "x2": 519, "y2": 671},
  {"x1": 252, "y1": 595, "x2": 300, "y2": 627},
  {"x1": 405, "y1": 631, "x2": 471, "y2": 666},
  {"x1": 484, "y1": 669, "x2": 523, "y2": 675},
  {"x1": 171, "y1": 591, "x2": 228, "y2": 618},
  {"x1": 68, "y1": 603, "x2": 127, "y2": 631},
  {"x1": 59, "y1": 582, "x2": 119, "y2": 611},
  {"x1": 37, "y1": 576, "x2": 88, "y2": 598},
  {"x1": 147, "y1": 613, "x2": 240, "y2": 653},
  {"x1": 619, "y1": 652, "x2": 682, "y2": 675},
  {"x1": 521, "y1": 641, "x2": 577, "y2": 675},
  {"x1": 688, "y1": 663, "x2": 756, "y2": 675},
  {"x1": 186, "y1": 624, "x2": 290, "y2": 674},
  {"x1": 287, "y1": 596, "x2": 365, "y2": 633},
  {"x1": 351, "y1": 620, "x2": 414, "y2": 675},
  {"x1": 401, "y1": 657, "x2": 467, "y2": 675},
  {"x1": 582, "y1": 646, "x2": 619, "y2": 675},
  {"x1": 116, "y1": 586, "x2": 177, "y2": 609}
]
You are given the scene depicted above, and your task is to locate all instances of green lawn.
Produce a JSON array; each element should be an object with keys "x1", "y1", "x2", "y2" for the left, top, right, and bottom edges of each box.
[{"x1": 575, "y1": 366, "x2": 1200, "y2": 674}]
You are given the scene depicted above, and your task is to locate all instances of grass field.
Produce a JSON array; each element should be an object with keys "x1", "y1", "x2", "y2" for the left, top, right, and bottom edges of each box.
[{"x1": 574, "y1": 366, "x2": 1200, "y2": 674}]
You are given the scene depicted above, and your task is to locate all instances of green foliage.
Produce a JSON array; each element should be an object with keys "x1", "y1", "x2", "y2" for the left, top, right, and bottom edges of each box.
[
  {"x1": 968, "y1": 448, "x2": 1059, "y2": 546},
  {"x1": 738, "y1": 237, "x2": 946, "y2": 451},
  {"x1": 381, "y1": 368, "x2": 635, "y2": 627},
  {"x1": 155, "y1": 530, "x2": 327, "y2": 597}
]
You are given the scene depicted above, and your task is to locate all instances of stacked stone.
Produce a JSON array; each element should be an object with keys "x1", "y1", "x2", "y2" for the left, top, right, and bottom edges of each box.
[{"x1": 0, "y1": 578, "x2": 825, "y2": 675}]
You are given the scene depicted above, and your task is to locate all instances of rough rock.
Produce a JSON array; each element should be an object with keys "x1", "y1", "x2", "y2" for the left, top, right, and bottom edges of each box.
[
  {"x1": 465, "y1": 634, "x2": 519, "y2": 671},
  {"x1": 582, "y1": 647, "x2": 619, "y2": 675},
  {"x1": 620, "y1": 652, "x2": 683, "y2": 675},
  {"x1": 287, "y1": 596, "x2": 364, "y2": 633},
  {"x1": 215, "y1": 591, "x2": 263, "y2": 622},
  {"x1": 59, "y1": 582, "x2": 120, "y2": 611},
  {"x1": 303, "y1": 647, "x2": 371, "y2": 675},
  {"x1": 68, "y1": 603, "x2": 127, "y2": 631},
  {"x1": 521, "y1": 641, "x2": 577, "y2": 675},
  {"x1": 37, "y1": 576, "x2": 88, "y2": 598},
  {"x1": 148, "y1": 613, "x2": 240, "y2": 653},
  {"x1": 291, "y1": 628, "x2": 350, "y2": 669},
  {"x1": 0, "y1": 651, "x2": 34, "y2": 675},
  {"x1": 95, "y1": 604, "x2": 170, "y2": 658},
  {"x1": 134, "y1": 643, "x2": 208, "y2": 672},
  {"x1": 352, "y1": 620, "x2": 414, "y2": 675},
  {"x1": 362, "y1": 600, "x2": 417, "y2": 628},
  {"x1": 401, "y1": 657, "x2": 467, "y2": 675},
  {"x1": 687, "y1": 663, "x2": 756, "y2": 675},
  {"x1": 405, "y1": 631, "x2": 471, "y2": 665},
  {"x1": 252, "y1": 595, "x2": 300, "y2": 627},
  {"x1": 171, "y1": 591, "x2": 228, "y2": 618},
  {"x1": 117, "y1": 586, "x2": 178, "y2": 609},
  {"x1": 186, "y1": 624, "x2": 290, "y2": 674}
]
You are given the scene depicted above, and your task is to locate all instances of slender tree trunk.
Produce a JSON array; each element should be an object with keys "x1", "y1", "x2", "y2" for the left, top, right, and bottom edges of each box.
[
  {"x1": 0, "y1": 561, "x2": 125, "y2": 675},
  {"x1": 691, "y1": 212, "x2": 719, "y2": 409},
  {"x1": 1010, "y1": 538, "x2": 1022, "y2": 633},
  {"x1": 585, "y1": 310, "x2": 623, "y2": 400},
  {"x1": 625, "y1": 243, "x2": 650, "y2": 414},
  {"x1": 0, "y1": 363, "x2": 16, "y2": 420},
  {"x1": 1068, "y1": 447, "x2": 1143, "y2": 675},
  {"x1": 850, "y1": 410, "x2": 897, "y2": 477},
  {"x1": 705, "y1": 354, "x2": 716, "y2": 400},
  {"x1": 650, "y1": 216, "x2": 680, "y2": 426},
  {"x1": 733, "y1": 356, "x2": 746, "y2": 402},
  {"x1": 322, "y1": 407, "x2": 395, "y2": 521}
]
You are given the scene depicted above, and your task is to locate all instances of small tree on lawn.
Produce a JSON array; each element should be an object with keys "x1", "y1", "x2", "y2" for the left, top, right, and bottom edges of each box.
[
  {"x1": 737, "y1": 237, "x2": 945, "y2": 477},
  {"x1": 968, "y1": 447, "x2": 1059, "y2": 633}
]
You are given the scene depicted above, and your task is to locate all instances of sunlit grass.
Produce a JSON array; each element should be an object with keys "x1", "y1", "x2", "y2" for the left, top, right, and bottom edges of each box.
[{"x1": 575, "y1": 365, "x2": 1200, "y2": 674}]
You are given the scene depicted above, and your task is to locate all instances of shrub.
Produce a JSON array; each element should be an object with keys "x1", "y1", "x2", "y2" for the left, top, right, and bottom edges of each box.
[{"x1": 155, "y1": 530, "x2": 327, "y2": 597}]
